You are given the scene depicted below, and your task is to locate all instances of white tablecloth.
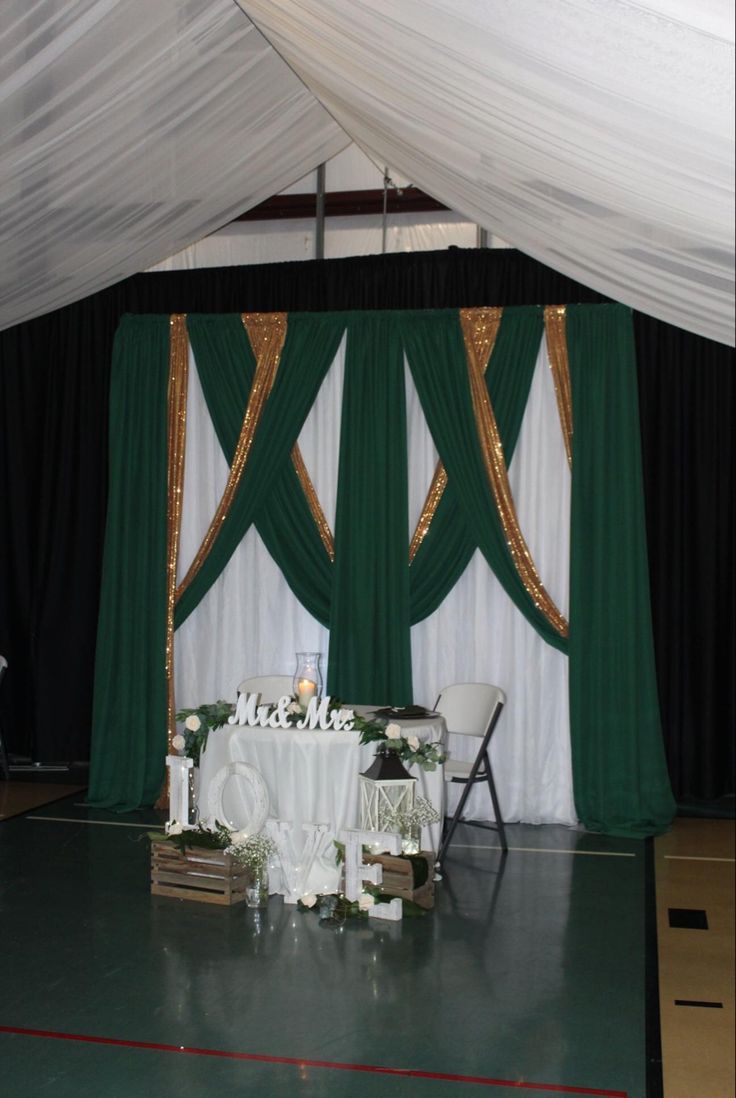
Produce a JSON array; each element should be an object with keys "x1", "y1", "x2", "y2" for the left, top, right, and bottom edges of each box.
[{"x1": 197, "y1": 710, "x2": 445, "y2": 896}]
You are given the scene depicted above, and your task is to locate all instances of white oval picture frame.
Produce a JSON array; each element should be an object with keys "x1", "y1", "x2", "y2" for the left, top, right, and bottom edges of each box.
[{"x1": 206, "y1": 761, "x2": 270, "y2": 834}]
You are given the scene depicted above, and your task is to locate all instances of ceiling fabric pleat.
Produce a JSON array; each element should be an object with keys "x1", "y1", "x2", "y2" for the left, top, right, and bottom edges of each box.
[
  {"x1": 0, "y1": 0, "x2": 732, "y2": 346},
  {"x1": 0, "y1": 0, "x2": 349, "y2": 332},
  {"x1": 238, "y1": 0, "x2": 734, "y2": 346}
]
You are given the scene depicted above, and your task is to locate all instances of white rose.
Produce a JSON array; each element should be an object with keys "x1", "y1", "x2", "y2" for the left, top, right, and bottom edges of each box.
[
  {"x1": 301, "y1": 893, "x2": 317, "y2": 908},
  {"x1": 287, "y1": 701, "x2": 302, "y2": 715},
  {"x1": 407, "y1": 735, "x2": 420, "y2": 751},
  {"x1": 171, "y1": 733, "x2": 185, "y2": 751},
  {"x1": 385, "y1": 723, "x2": 402, "y2": 740},
  {"x1": 185, "y1": 714, "x2": 201, "y2": 731},
  {"x1": 358, "y1": 892, "x2": 375, "y2": 910},
  {"x1": 167, "y1": 821, "x2": 183, "y2": 835}
]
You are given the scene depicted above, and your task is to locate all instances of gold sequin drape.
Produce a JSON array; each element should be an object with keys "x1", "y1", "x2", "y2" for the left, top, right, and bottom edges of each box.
[
  {"x1": 460, "y1": 308, "x2": 569, "y2": 638},
  {"x1": 175, "y1": 313, "x2": 287, "y2": 602},
  {"x1": 165, "y1": 315, "x2": 189, "y2": 749},
  {"x1": 409, "y1": 308, "x2": 503, "y2": 561},
  {"x1": 544, "y1": 305, "x2": 573, "y2": 468}
]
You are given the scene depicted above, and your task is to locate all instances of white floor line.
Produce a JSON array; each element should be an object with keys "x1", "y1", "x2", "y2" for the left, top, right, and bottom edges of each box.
[
  {"x1": 450, "y1": 844, "x2": 636, "y2": 857},
  {"x1": 27, "y1": 816, "x2": 157, "y2": 828},
  {"x1": 24, "y1": 821, "x2": 644, "y2": 855},
  {"x1": 664, "y1": 854, "x2": 735, "y2": 863}
]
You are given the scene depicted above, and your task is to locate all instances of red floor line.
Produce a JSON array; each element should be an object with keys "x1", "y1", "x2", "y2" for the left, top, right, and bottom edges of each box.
[{"x1": 0, "y1": 1024, "x2": 626, "y2": 1096}]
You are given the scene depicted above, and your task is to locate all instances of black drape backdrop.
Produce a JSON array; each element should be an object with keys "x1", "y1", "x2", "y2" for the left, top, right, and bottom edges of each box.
[{"x1": 0, "y1": 249, "x2": 732, "y2": 803}]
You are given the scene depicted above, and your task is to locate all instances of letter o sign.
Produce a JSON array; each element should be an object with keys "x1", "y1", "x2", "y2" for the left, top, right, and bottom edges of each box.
[{"x1": 206, "y1": 761, "x2": 270, "y2": 834}]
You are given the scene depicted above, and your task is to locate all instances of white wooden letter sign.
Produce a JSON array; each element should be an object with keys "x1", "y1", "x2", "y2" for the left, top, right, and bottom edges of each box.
[{"x1": 229, "y1": 694, "x2": 355, "y2": 732}]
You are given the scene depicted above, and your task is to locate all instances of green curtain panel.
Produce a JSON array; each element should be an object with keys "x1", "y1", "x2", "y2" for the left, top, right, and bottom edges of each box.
[
  {"x1": 567, "y1": 304, "x2": 675, "y2": 836},
  {"x1": 328, "y1": 314, "x2": 413, "y2": 703},
  {"x1": 402, "y1": 310, "x2": 567, "y2": 653},
  {"x1": 87, "y1": 316, "x2": 171, "y2": 809},
  {"x1": 409, "y1": 306, "x2": 543, "y2": 623}
]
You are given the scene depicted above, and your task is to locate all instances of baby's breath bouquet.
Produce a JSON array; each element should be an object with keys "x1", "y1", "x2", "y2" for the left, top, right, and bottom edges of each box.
[
  {"x1": 225, "y1": 833, "x2": 276, "y2": 874},
  {"x1": 383, "y1": 795, "x2": 440, "y2": 834},
  {"x1": 383, "y1": 795, "x2": 440, "y2": 854},
  {"x1": 225, "y1": 833, "x2": 276, "y2": 908}
]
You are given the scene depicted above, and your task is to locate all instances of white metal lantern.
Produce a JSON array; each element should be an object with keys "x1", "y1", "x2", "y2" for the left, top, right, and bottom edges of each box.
[{"x1": 359, "y1": 746, "x2": 416, "y2": 834}]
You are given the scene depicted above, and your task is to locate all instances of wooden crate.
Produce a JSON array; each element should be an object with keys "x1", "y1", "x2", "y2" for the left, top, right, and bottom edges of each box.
[
  {"x1": 150, "y1": 841, "x2": 248, "y2": 906},
  {"x1": 364, "y1": 851, "x2": 435, "y2": 910}
]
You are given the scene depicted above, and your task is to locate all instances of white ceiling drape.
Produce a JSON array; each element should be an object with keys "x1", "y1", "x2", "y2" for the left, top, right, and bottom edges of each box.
[
  {"x1": 238, "y1": 0, "x2": 735, "y2": 346},
  {"x1": 0, "y1": 0, "x2": 348, "y2": 331},
  {"x1": 0, "y1": 1, "x2": 733, "y2": 345}
]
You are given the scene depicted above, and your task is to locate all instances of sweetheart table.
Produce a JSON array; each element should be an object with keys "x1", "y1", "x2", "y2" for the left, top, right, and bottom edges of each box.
[{"x1": 197, "y1": 708, "x2": 446, "y2": 898}]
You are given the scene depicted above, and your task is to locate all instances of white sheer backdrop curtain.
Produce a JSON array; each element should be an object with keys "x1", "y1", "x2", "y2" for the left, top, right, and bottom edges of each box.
[
  {"x1": 174, "y1": 327, "x2": 576, "y2": 826},
  {"x1": 239, "y1": 0, "x2": 735, "y2": 345},
  {"x1": 0, "y1": 0, "x2": 347, "y2": 330}
]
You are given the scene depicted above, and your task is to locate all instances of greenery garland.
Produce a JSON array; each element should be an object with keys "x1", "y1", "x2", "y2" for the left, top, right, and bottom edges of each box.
[
  {"x1": 174, "y1": 694, "x2": 446, "y2": 770},
  {"x1": 149, "y1": 822, "x2": 275, "y2": 874}
]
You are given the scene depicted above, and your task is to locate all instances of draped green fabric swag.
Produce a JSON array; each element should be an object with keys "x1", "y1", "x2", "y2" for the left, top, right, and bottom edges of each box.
[
  {"x1": 175, "y1": 313, "x2": 345, "y2": 628},
  {"x1": 408, "y1": 307, "x2": 543, "y2": 623},
  {"x1": 185, "y1": 314, "x2": 336, "y2": 627},
  {"x1": 403, "y1": 311, "x2": 567, "y2": 652}
]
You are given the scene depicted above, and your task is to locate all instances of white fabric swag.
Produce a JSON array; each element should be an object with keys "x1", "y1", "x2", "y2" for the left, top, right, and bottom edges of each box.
[
  {"x1": 239, "y1": 0, "x2": 734, "y2": 346},
  {"x1": 0, "y1": 0, "x2": 348, "y2": 331},
  {"x1": 174, "y1": 333, "x2": 576, "y2": 828},
  {"x1": 0, "y1": 1, "x2": 732, "y2": 345}
]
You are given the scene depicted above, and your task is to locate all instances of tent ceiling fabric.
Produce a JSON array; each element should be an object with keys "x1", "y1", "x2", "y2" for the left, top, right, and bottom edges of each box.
[
  {"x1": 0, "y1": 0, "x2": 348, "y2": 332},
  {"x1": 238, "y1": 0, "x2": 734, "y2": 347},
  {"x1": 0, "y1": 2, "x2": 733, "y2": 345}
]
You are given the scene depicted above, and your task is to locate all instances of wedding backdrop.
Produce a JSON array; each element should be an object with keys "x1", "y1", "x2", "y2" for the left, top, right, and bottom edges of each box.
[
  {"x1": 86, "y1": 301, "x2": 673, "y2": 836},
  {"x1": 1, "y1": 2, "x2": 732, "y2": 821},
  {"x1": 0, "y1": 248, "x2": 733, "y2": 814}
]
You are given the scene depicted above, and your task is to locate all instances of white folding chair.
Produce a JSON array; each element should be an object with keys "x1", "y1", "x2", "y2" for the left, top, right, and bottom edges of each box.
[
  {"x1": 237, "y1": 675, "x2": 293, "y2": 706},
  {"x1": 0, "y1": 656, "x2": 9, "y2": 780},
  {"x1": 435, "y1": 682, "x2": 508, "y2": 864}
]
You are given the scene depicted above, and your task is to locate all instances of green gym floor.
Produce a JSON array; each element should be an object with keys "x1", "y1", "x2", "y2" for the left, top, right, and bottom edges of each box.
[{"x1": 0, "y1": 786, "x2": 733, "y2": 1098}]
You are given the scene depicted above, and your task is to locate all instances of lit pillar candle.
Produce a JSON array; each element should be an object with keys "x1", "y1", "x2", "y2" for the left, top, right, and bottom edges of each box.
[{"x1": 297, "y1": 678, "x2": 316, "y2": 707}]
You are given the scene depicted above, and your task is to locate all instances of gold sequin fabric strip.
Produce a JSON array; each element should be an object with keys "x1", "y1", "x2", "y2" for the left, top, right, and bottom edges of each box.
[
  {"x1": 409, "y1": 307, "x2": 502, "y2": 562},
  {"x1": 291, "y1": 445, "x2": 334, "y2": 560},
  {"x1": 544, "y1": 305, "x2": 573, "y2": 469},
  {"x1": 409, "y1": 465, "x2": 448, "y2": 562},
  {"x1": 166, "y1": 314, "x2": 189, "y2": 748},
  {"x1": 460, "y1": 309, "x2": 569, "y2": 638},
  {"x1": 175, "y1": 312, "x2": 286, "y2": 602}
]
